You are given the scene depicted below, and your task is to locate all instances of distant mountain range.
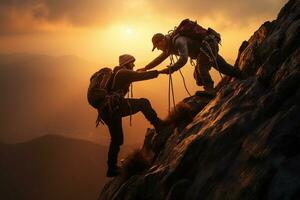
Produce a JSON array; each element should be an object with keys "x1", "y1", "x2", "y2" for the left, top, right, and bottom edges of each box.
[
  {"x1": 0, "y1": 53, "x2": 106, "y2": 143},
  {"x1": 0, "y1": 134, "x2": 135, "y2": 200},
  {"x1": 0, "y1": 53, "x2": 154, "y2": 145}
]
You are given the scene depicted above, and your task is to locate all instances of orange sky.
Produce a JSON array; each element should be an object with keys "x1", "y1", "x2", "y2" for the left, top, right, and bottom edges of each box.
[
  {"x1": 0, "y1": 0, "x2": 287, "y2": 64},
  {"x1": 0, "y1": 0, "x2": 288, "y2": 144}
]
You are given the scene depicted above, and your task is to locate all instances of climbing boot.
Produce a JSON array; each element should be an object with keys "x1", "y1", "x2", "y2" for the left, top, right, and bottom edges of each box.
[{"x1": 204, "y1": 84, "x2": 216, "y2": 96}]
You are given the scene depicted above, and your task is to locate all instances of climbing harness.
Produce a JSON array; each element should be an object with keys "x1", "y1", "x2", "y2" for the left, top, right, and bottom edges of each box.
[
  {"x1": 200, "y1": 38, "x2": 223, "y2": 79},
  {"x1": 95, "y1": 92, "x2": 122, "y2": 127},
  {"x1": 97, "y1": 68, "x2": 134, "y2": 127}
]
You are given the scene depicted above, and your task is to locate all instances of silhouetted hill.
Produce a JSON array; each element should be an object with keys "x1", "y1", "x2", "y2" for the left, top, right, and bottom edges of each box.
[
  {"x1": 99, "y1": 1, "x2": 300, "y2": 199},
  {"x1": 0, "y1": 53, "x2": 160, "y2": 145},
  {"x1": 0, "y1": 134, "x2": 108, "y2": 200}
]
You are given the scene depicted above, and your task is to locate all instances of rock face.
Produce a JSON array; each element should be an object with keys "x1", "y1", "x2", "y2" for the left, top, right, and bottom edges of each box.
[{"x1": 99, "y1": 1, "x2": 300, "y2": 199}]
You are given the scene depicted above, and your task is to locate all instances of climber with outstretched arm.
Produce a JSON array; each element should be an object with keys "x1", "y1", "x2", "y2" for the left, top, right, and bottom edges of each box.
[{"x1": 138, "y1": 19, "x2": 245, "y2": 95}]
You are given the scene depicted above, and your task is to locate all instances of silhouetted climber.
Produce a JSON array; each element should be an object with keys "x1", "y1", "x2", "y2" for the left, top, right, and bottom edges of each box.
[
  {"x1": 88, "y1": 54, "x2": 164, "y2": 177},
  {"x1": 138, "y1": 19, "x2": 244, "y2": 95}
]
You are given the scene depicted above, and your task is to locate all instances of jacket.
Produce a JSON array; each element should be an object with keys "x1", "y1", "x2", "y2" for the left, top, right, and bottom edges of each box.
[
  {"x1": 110, "y1": 67, "x2": 159, "y2": 96},
  {"x1": 145, "y1": 35, "x2": 201, "y2": 72}
]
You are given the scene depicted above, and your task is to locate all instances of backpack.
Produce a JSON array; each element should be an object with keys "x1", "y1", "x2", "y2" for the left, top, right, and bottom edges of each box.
[
  {"x1": 171, "y1": 19, "x2": 221, "y2": 44},
  {"x1": 207, "y1": 27, "x2": 221, "y2": 44},
  {"x1": 87, "y1": 67, "x2": 113, "y2": 109}
]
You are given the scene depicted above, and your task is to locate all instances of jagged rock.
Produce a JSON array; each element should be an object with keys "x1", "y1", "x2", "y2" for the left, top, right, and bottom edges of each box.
[
  {"x1": 140, "y1": 94, "x2": 214, "y2": 157},
  {"x1": 99, "y1": 1, "x2": 300, "y2": 199}
]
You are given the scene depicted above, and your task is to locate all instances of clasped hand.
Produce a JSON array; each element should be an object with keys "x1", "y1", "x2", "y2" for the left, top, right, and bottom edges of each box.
[
  {"x1": 159, "y1": 66, "x2": 173, "y2": 74},
  {"x1": 136, "y1": 66, "x2": 173, "y2": 75}
]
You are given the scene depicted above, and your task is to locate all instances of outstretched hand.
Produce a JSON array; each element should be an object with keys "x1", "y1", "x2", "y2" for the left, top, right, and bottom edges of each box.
[{"x1": 137, "y1": 67, "x2": 147, "y2": 72}]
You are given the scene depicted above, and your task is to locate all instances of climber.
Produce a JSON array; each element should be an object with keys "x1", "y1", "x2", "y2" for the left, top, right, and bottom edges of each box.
[
  {"x1": 90, "y1": 54, "x2": 165, "y2": 177},
  {"x1": 138, "y1": 19, "x2": 244, "y2": 95}
]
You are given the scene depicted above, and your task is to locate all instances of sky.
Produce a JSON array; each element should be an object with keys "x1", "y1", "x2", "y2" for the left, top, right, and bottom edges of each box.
[
  {"x1": 0, "y1": 0, "x2": 287, "y2": 64},
  {"x1": 0, "y1": 0, "x2": 288, "y2": 144}
]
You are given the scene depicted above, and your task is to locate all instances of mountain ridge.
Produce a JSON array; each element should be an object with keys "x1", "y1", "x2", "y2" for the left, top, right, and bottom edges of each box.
[
  {"x1": 99, "y1": 1, "x2": 300, "y2": 199},
  {"x1": 0, "y1": 134, "x2": 108, "y2": 200}
]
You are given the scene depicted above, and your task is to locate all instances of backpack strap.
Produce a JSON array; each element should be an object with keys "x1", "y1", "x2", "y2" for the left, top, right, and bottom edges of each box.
[
  {"x1": 96, "y1": 109, "x2": 105, "y2": 127},
  {"x1": 111, "y1": 69, "x2": 122, "y2": 92},
  {"x1": 110, "y1": 67, "x2": 131, "y2": 96},
  {"x1": 165, "y1": 34, "x2": 180, "y2": 55},
  {"x1": 171, "y1": 34, "x2": 181, "y2": 46},
  {"x1": 105, "y1": 69, "x2": 118, "y2": 93}
]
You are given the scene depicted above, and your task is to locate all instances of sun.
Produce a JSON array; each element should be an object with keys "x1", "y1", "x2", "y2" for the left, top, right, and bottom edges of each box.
[{"x1": 125, "y1": 27, "x2": 134, "y2": 35}]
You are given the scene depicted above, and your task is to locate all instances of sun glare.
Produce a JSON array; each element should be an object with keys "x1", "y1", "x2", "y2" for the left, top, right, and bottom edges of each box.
[
  {"x1": 125, "y1": 27, "x2": 133, "y2": 35},
  {"x1": 87, "y1": 22, "x2": 166, "y2": 64}
]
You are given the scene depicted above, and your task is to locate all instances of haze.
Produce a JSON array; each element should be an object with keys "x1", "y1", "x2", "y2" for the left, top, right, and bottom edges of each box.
[{"x1": 0, "y1": 0, "x2": 287, "y2": 145}]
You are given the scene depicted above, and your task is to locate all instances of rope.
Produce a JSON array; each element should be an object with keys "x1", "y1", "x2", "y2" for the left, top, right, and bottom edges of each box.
[
  {"x1": 179, "y1": 69, "x2": 192, "y2": 97},
  {"x1": 174, "y1": 55, "x2": 192, "y2": 97},
  {"x1": 130, "y1": 83, "x2": 133, "y2": 125},
  {"x1": 170, "y1": 72, "x2": 176, "y2": 108},
  {"x1": 202, "y1": 39, "x2": 223, "y2": 79},
  {"x1": 168, "y1": 55, "x2": 176, "y2": 114},
  {"x1": 127, "y1": 83, "x2": 133, "y2": 126},
  {"x1": 95, "y1": 109, "x2": 104, "y2": 127},
  {"x1": 168, "y1": 73, "x2": 171, "y2": 114}
]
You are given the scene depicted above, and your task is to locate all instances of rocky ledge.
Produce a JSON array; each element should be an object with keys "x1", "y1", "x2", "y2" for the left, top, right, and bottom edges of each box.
[{"x1": 99, "y1": 1, "x2": 300, "y2": 199}]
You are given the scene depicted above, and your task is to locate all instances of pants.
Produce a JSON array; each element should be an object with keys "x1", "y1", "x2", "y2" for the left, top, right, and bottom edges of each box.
[
  {"x1": 193, "y1": 38, "x2": 242, "y2": 90},
  {"x1": 100, "y1": 98, "x2": 160, "y2": 168}
]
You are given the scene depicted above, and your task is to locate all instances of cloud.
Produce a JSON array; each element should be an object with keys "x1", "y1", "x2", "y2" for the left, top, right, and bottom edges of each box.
[
  {"x1": 0, "y1": 0, "x2": 288, "y2": 35},
  {"x1": 0, "y1": 0, "x2": 122, "y2": 35},
  {"x1": 149, "y1": 0, "x2": 287, "y2": 27}
]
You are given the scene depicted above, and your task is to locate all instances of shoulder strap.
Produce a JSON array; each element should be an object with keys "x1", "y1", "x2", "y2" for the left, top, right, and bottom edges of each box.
[
  {"x1": 105, "y1": 73, "x2": 115, "y2": 92},
  {"x1": 106, "y1": 68, "x2": 122, "y2": 92},
  {"x1": 166, "y1": 34, "x2": 180, "y2": 54},
  {"x1": 171, "y1": 34, "x2": 181, "y2": 45},
  {"x1": 111, "y1": 68, "x2": 125, "y2": 91}
]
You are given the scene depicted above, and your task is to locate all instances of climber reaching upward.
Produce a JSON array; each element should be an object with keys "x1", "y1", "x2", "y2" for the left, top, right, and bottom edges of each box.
[
  {"x1": 88, "y1": 54, "x2": 165, "y2": 177},
  {"x1": 138, "y1": 19, "x2": 245, "y2": 95}
]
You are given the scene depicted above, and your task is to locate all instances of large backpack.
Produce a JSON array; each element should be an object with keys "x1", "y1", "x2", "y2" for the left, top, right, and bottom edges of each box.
[
  {"x1": 171, "y1": 19, "x2": 221, "y2": 44},
  {"x1": 87, "y1": 67, "x2": 112, "y2": 109}
]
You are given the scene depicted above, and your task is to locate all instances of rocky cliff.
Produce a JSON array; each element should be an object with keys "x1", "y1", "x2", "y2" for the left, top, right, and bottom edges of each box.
[{"x1": 99, "y1": 0, "x2": 300, "y2": 199}]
